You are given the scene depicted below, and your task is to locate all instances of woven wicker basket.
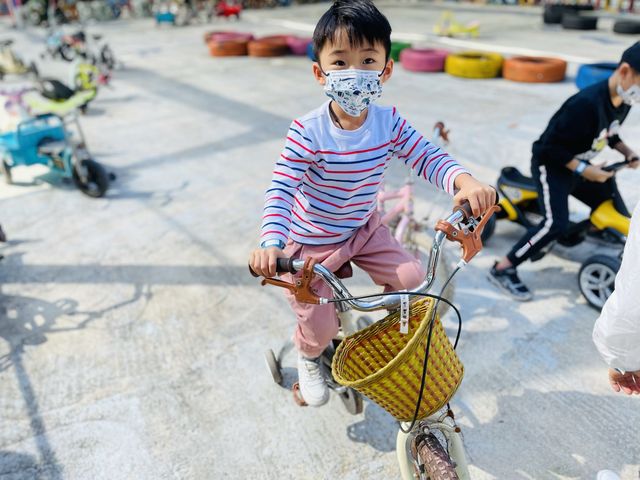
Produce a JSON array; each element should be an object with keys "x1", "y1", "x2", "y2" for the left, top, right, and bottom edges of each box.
[{"x1": 331, "y1": 298, "x2": 463, "y2": 422}]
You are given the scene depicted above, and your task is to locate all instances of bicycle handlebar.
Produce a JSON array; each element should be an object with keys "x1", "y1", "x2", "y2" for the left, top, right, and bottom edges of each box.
[
  {"x1": 250, "y1": 198, "x2": 501, "y2": 312},
  {"x1": 602, "y1": 159, "x2": 631, "y2": 173}
]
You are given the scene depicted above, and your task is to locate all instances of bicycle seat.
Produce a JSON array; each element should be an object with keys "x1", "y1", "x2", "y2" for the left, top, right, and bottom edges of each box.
[
  {"x1": 0, "y1": 39, "x2": 14, "y2": 47},
  {"x1": 499, "y1": 167, "x2": 536, "y2": 191},
  {"x1": 38, "y1": 78, "x2": 75, "y2": 101}
]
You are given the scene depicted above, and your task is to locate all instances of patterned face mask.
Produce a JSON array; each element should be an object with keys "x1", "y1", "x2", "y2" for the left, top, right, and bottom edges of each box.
[
  {"x1": 617, "y1": 82, "x2": 640, "y2": 105},
  {"x1": 322, "y1": 67, "x2": 385, "y2": 117}
]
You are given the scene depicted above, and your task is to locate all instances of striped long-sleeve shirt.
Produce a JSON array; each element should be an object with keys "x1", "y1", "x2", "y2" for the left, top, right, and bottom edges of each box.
[{"x1": 260, "y1": 101, "x2": 470, "y2": 246}]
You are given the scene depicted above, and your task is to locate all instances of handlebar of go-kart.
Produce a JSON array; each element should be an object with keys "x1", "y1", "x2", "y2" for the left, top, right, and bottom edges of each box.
[
  {"x1": 602, "y1": 158, "x2": 635, "y2": 173},
  {"x1": 249, "y1": 196, "x2": 501, "y2": 311}
]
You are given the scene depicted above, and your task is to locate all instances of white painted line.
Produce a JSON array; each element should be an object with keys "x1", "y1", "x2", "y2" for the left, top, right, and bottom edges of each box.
[{"x1": 250, "y1": 17, "x2": 595, "y2": 63}]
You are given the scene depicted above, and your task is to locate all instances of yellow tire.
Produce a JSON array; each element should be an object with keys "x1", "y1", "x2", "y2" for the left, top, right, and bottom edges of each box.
[{"x1": 445, "y1": 51, "x2": 503, "y2": 79}]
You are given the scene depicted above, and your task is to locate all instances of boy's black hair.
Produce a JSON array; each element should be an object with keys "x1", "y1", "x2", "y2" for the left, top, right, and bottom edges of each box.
[
  {"x1": 620, "y1": 41, "x2": 640, "y2": 74},
  {"x1": 312, "y1": 0, "x2": 392, "y2": 63}
]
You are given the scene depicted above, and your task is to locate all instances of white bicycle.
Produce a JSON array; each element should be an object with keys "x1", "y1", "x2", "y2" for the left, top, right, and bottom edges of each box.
[{"x1": 252, "y1": 199, "x2": 499, "y2": 479}]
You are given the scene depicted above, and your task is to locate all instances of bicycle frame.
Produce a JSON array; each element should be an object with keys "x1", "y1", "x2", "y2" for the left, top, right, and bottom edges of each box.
[
  {"x1": 377, "y1": 176, "x2": 415, "y2": 244},
  {"x1": 256, "y1": 201, "x2": 499, "y2": 479}
]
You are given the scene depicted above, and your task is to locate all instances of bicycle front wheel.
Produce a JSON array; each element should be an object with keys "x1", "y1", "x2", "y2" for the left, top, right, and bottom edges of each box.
[{"x1": 415, "y1": 433, "x2": 459, "y2": 480}]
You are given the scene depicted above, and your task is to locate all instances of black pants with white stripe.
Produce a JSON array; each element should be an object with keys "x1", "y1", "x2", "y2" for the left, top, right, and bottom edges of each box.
[{"x1": 506, "y1": 159, "x2": 628, "y2": 268}]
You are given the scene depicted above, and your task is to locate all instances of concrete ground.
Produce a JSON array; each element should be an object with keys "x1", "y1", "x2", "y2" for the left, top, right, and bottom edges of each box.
[{"x1": 1, "y1": 2, "x2": 639, "y2": 479}]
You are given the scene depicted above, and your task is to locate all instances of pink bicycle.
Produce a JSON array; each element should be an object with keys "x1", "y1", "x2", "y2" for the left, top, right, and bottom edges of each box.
[{"x1": 377, "y1": 122, "x2": 455, "y2": 306}]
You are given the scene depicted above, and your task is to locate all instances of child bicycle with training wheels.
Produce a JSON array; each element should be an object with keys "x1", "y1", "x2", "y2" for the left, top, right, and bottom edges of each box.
[
  {"x1": 251, "y1": 200, "x2": 500, "y2": 479},
  {"x1": 249, "y1": 0, "x2": 495, "y2": 408}
]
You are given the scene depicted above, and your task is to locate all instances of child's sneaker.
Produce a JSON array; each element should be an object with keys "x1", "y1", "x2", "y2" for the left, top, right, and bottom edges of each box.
[
  {"x1": 297, "y1": 354, "x2": 329, "y2": 407},
  {"x1": 488, "y1": 262, "x2": 533, "y2": 301}
]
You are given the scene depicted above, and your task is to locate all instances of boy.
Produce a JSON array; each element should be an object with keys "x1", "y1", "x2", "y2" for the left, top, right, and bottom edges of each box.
[
  {"x1": 249, "y1": 0, "x2": 495, "y2": 406},
  {"x1": 489, "y1": 42, "x2": 640, "y2": 301}
]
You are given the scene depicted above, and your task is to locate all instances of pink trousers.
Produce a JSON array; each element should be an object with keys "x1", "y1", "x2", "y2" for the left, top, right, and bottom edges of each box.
[{"x1": 282, "y1": 212, "x2": 425, "y2": 358}]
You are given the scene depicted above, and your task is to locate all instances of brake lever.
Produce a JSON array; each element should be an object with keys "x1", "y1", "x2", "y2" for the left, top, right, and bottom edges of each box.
[
  {"x1": 260, "y1": 257, "x2": 322, "y2": 304},
  {"x1": 435, "y1": 205, "x2": 501, "y2": 263}
]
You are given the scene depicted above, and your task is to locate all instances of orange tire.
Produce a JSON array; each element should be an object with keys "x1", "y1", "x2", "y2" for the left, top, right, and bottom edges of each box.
[
  {"x1": 503, "y1": 56, "x2": 567, "y2": 83},
  {"x1": 247, "y1": 38, "x2": 289, "y2": 57},
  {"x1": 208, "y1": 39, "x2": 249, "y2": 57}
]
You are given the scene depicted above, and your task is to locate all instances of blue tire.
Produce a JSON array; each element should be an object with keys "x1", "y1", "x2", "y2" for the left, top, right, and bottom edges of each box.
[
  {"x1": 306, "y1": 41, "x2": 316, "y2": 61},
  {"x1": 575, "y1": 62, "x2": 617, "y2": 90}
]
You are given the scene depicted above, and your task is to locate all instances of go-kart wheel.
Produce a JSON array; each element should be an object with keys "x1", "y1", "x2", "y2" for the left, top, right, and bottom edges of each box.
[
  {"x1": 579, "y1": 255, "x2": 621, "y2": 310},
  {"x1": 73, "y1": 159, "x2": 109, "y2": 198},
  {"x1": 480, "y1": 212, "x2": 497, "y2": 244},
  {"x1": 340, "y1": 388, "x2": 363, "y2": 415},
  {"x1": 264, "y1": 349, "x2": 283, "y2": 385}
]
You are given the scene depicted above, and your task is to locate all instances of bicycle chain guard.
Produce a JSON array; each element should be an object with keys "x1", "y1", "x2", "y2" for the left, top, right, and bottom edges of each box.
[
  {"x1": 261, "y1": 257, "x2": 322, "y2": 304},
  {"x1": 435, "y1": 205, "x2": 501, "y2": 263}
]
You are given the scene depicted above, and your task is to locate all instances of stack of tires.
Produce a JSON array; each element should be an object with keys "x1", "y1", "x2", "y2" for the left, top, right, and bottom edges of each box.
[
  {"x1": 445, "y1": 52, "x2": 503, "y2": 79},
  {"x1": 398, "y1": 45, "x2": 567, "y2": 84},
  {"x1": 204, "y1": 32, "x2": 311, "y2": 58},
  {"x1": 613, "y1": 19, "x2": 640, "y2": 34},
  {"x1": 205, "y1": 31, "x2": 254, "y2": 57},
  {"x1": 543, "y1": 3, "x2": 598, "y2": 31},
  {"x1": 400, "y1": 48, "x2": 449, "y2": 73},
  {"x1": 248, "y1": 35, "x2": 290, "y2": 57},
  {"x1": 503, "y1": 56, "x2": 567, "y2": 83}
]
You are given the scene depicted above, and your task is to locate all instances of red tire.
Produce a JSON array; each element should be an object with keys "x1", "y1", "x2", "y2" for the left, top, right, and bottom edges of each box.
[
  {"x1": 248, "y1": 38, "x2": 289, "y2": 57},
  {"x1": 503, "y1": 56, "x2": 567, "y2": 83},
  {"x1": 400, "y1": 48, "x2": 449, "y2": 73},
  {"x1": 286, "y1": 36, "x2": 312, "y2": 56},
  {"x1": 204, "y1": 31, "x2": 254, "y2": 43},
  {"x1": 208, "y1": 39, "x2": 249, "y2": 57}
]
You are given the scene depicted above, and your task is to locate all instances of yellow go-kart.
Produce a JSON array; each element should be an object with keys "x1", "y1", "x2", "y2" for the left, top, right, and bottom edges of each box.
[
  {"x1": 482, "y1": 162, "x2": 631, "y2": 310},
  {"x1": 434, "y1": 11, "x2": 480, "y2": 38}
]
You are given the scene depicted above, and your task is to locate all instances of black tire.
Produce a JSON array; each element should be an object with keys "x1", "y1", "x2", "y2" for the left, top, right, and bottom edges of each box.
[
  {"x1": 340, "y1": 388, "x2": 363, "y2": 415},
  {"x1": 579, "y1": 255, "x2": 620, "y2": 311},
  {"x1": 543, "y1": 4, "x2": 567, "y2": 24},
  {"x1": 613, "y1": 20, "x2": 640, "y2": 34},
  {"x1": 416, "y1": 433, "x2": 459, "y2": 480},
  {"x1": 72, "y1": 159, "x2": 109, "y2": 198},
  {"x1": 562, "y1": 13, "x2": 598, "y2": 30}
]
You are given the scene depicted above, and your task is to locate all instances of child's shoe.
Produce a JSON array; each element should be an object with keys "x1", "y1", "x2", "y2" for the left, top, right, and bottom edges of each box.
[
  {"x1": 488, "y1": 261, "x2": 532, "y2": 301},
  {"x1": 297, "y1": 354, "x2": 329, "y2": 407}
]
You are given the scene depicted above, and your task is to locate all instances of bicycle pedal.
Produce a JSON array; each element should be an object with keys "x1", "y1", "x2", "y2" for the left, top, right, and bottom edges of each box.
[{"x1": 292, "y1": 382, "x2": 308, "y2": 407}]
